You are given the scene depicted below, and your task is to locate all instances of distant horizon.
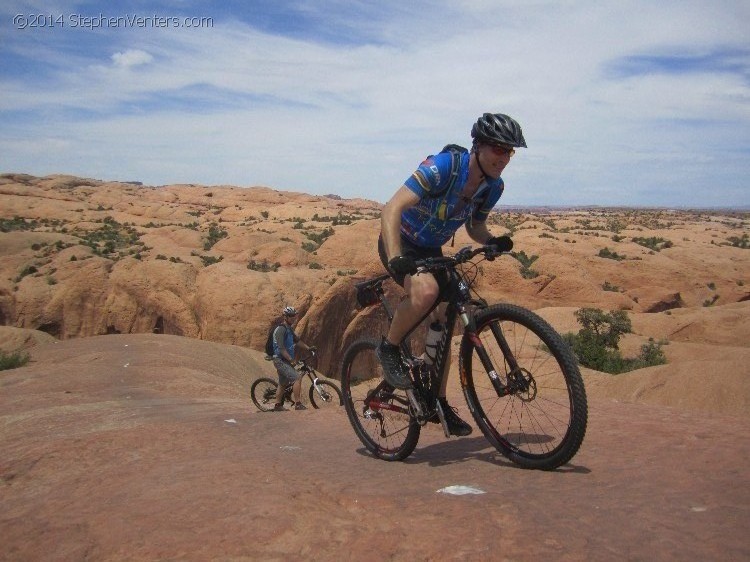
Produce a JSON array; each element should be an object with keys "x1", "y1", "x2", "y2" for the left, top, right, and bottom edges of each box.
[{"x1": 3, "y1": 169, "x2": 748, "y2": 213}]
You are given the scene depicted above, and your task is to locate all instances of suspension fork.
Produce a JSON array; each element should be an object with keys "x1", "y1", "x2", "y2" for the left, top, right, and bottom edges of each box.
[
  {"x1": 460, "y1": 305, "x2": 513, "y2": 398},
  {"x1": 310, "y1": 375, "x2": 325, "y2": 396}
]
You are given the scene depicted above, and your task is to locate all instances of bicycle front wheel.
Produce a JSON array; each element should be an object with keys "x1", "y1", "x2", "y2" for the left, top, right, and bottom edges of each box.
[
  {"x1": 460, "y1": 304, "x2": 587, "y2": 470},
  {"x1": 341, "y1": 339, "x2": 420, "y2": 461},
  {"x1": 309, "y1": 380, "x2": 343, "y2": 409},
  {"x1": 250, "y1": 377, "x2": 279, "y2": 412}
]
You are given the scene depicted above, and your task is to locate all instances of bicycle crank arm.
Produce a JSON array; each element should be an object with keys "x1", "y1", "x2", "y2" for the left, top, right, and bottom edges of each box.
[
  {"x1": 406, "y1": 389, "x2": 424, "y2": 418},
  {"x1": 434, "y1": 399, "x2": 451, "y2": 438}
]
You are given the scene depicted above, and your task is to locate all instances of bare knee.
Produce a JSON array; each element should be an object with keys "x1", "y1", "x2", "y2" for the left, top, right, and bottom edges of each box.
[{"x1": 407, "y1": 274, "x2": 440, "y2": 311}]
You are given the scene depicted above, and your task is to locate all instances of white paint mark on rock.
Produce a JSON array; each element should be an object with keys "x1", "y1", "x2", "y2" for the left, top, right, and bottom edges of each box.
[{"x1": 436, "y1": 485, "x2": 486, "y2": 496}]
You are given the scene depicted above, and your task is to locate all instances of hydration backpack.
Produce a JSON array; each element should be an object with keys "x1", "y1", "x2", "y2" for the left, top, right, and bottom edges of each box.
[
  {"x1": 422, "y1": 144, "x2": 469, "y2": 226},
  {"x1": 425, "y1": 144, "x2": 468, "y2": 200},
  {"x1": 264, "y1": 323, "x2": 285, "y2": 357}
]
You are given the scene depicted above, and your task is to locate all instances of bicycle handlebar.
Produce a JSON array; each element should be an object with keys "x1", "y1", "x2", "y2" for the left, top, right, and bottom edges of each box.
[{"x1": 413, "y1": 243, "x2": 506, "y2": 271}]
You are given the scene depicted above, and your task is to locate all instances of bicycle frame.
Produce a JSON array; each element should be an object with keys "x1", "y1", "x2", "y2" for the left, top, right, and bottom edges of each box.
[
  {"x1": 357, "y1": 248, "x2": 518, "y2": 422},
  {"x1": 346, "y1": 244, "x2": 588, "y2": 467},
  {"x1": 280, "y1": 363, "x2": 320, "y2": 394}
]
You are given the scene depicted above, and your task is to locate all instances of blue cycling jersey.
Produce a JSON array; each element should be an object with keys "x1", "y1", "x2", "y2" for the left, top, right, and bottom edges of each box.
[
  {"x1": 272, "y1": 324, "x2": 298, "y2": 359},
  {"x1": 401, "y1": 151, "x2": 504, "y2": 248}
]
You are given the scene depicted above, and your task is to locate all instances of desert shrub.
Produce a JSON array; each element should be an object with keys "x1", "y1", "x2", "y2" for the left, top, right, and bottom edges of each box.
[
  {"x1": 0, "y1": 350, "x2": 30, "y2": 371},
  {"x1": 606, "y1": 218, "x2": 626, "y2": 233},
  {"x1": 632, "y1": 236, "x2": 673, "y2": 251},
  {"x1": 77, "y1": 217, "x2": 140, "y2": 257},
  {"x1": 304, "y1": 226, "x2": 334, "y2": 245},
  {"x1": 563, "y1": 308, "x2": 667, "y2": 374},
  {"x1": 598, "y1": 247, "x2": 625, "y2": 261},
  {"x1": 309, "y1": 262, "x2": 323, "y2": 269},
  {"x1": 0, "y1": 216, "x2": 39, "y2": 232},
  {"x1": 248, "y1": 259, "x2": 280, "y2": 272},
  {"x1": 203, "y1": 223, "x2": 228, "y2": 250},
  {"x1": 15, "y1": 265, "x2": 38, "y2": 282},
  {"x1": 199, "y1": 255, "x2": 223, "y2": 267},
  {"x1": 602, "y1": 280, "x2": 620, "y2": 292},
  {"x1": 511, "y1": 250, "x2": 539, "y2": 279},
  {"x1": 727, "y1": 234, "x2": 749, "y2": 248}
]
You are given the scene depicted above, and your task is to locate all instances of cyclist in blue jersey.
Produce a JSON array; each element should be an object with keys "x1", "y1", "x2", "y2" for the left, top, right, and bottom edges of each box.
[
  {"x1": 377, "y1": 112, "x2": 525, "y2": 436},
  {"x1": 271, "y1": 306, "x2": 316, "y2": 411}
]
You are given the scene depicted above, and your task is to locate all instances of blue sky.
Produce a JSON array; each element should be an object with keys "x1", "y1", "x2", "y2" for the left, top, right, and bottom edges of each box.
[{"x1": 1, "y1": 1, "x2": 748, "y2": 207}]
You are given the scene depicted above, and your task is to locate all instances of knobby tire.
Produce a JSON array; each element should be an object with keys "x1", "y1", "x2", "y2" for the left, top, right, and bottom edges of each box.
[
  {"x1": 460, "y1": 303, "x2": 587, "y2": 470},
  {"x1": 250, "y1": 377, "x2": 280, "y2": 412},
  {"x1": 341, "y1": 339, "x2": 420, "y2": 461}
]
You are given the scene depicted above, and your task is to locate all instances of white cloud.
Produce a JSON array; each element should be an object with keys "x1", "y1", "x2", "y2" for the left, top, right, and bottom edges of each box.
[{"x1": 111, "y1": 49, "x2": 154, "y2": 68}]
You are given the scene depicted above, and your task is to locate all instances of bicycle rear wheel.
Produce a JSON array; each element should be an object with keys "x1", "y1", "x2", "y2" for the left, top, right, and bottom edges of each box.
[
  {"x1": 341, "y1": 339, "x2": 420, "y2": 461},
  {"x1": 460, "y1": 304, "x2": 587, "y2": 470},
  {"x1": 250, "y1": 377, "x2": 279, "y2": 412},
  {"x1": 309, "y1": 380, "x2": 343, "y2": 409}
]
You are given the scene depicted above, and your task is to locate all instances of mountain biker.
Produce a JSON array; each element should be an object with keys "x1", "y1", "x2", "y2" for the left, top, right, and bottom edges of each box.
[
  {"x1": 271, "y1": 306, "x2": 315, "y2": 411},
  {"x1": 377, "y1": 112, "x2": 524, "y2": 436}
]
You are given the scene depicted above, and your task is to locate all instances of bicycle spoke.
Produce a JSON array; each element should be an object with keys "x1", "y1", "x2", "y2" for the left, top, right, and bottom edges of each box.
[
  {"x1": 342, "y1": 340, "x2": 420, "y2": 461},
  {"x1": 461, "y1": 305, "x2": 587, "y2": 469}
]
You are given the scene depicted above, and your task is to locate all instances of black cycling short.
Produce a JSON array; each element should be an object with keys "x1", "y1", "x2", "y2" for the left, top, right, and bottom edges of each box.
[{"x1": 378, "y1": 234, "x2": 450, "y2": 293}]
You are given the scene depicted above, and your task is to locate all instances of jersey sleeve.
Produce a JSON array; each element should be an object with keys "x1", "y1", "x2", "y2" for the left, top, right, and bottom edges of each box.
[{"x1": 403, "y1": 152, "x2": 454, "y2": 198}]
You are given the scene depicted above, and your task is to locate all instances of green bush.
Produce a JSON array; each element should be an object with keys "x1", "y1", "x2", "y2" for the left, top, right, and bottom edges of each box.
[
  {"x1": 0, "y1": 350, "x2": 30, "y2": 371},
  {"x1": 727, "y1": 233, "x2": 749, "y2": 248},
  {"x1": 598, "y1": 247, "x2": 626, "y2": 261},
  {"x1": 511, "y1": 250, "x2": 539, "y2": 279},
  {"x1": 632, "y1": 236, "x2": 673, "y2": 251},
  {"x1": 248, "y1": 259, "x2": 280, "y2": 272},
  {"x1": 602, "y1": 280, "x2": 620, "y2": 292},
  {"x1": 199, "y1": 255, "x2": 223, "y2": 267},
  {"x1": 203, "y1": 223, "x2": 228, "y2": 250},
  {"x1": 563, "y1": 308, "x2": 667, "y2": 374}
]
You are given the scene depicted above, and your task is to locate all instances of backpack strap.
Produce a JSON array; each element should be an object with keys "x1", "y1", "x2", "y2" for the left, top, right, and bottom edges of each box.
[{"x1": 424, "y1": 144, "x2": 467, "y2": 200}]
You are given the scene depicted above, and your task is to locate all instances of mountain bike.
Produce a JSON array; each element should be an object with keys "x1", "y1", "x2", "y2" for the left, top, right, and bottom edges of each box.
[
  {"x1": 341, "y1": 244, "x2": 587, "y2": 470},
  {"x1": 251, "y1": 353, "x2": 343, "y2": 411}
]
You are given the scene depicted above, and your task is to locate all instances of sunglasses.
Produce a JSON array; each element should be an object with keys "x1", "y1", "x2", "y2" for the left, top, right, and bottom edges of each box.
[{"x1": 488, "y1": 145, "x2": 515, "y2": 157}]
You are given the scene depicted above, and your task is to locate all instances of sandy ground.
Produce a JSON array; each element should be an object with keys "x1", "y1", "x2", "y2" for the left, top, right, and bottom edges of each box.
[{"x1": 2, "y1": 334, "x2": 749, "y2": 561}]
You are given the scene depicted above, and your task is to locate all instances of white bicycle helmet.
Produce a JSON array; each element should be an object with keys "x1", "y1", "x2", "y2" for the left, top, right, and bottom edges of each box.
[{"x1": 282, "y1": 306, "x2": 297, "y2": 317}]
